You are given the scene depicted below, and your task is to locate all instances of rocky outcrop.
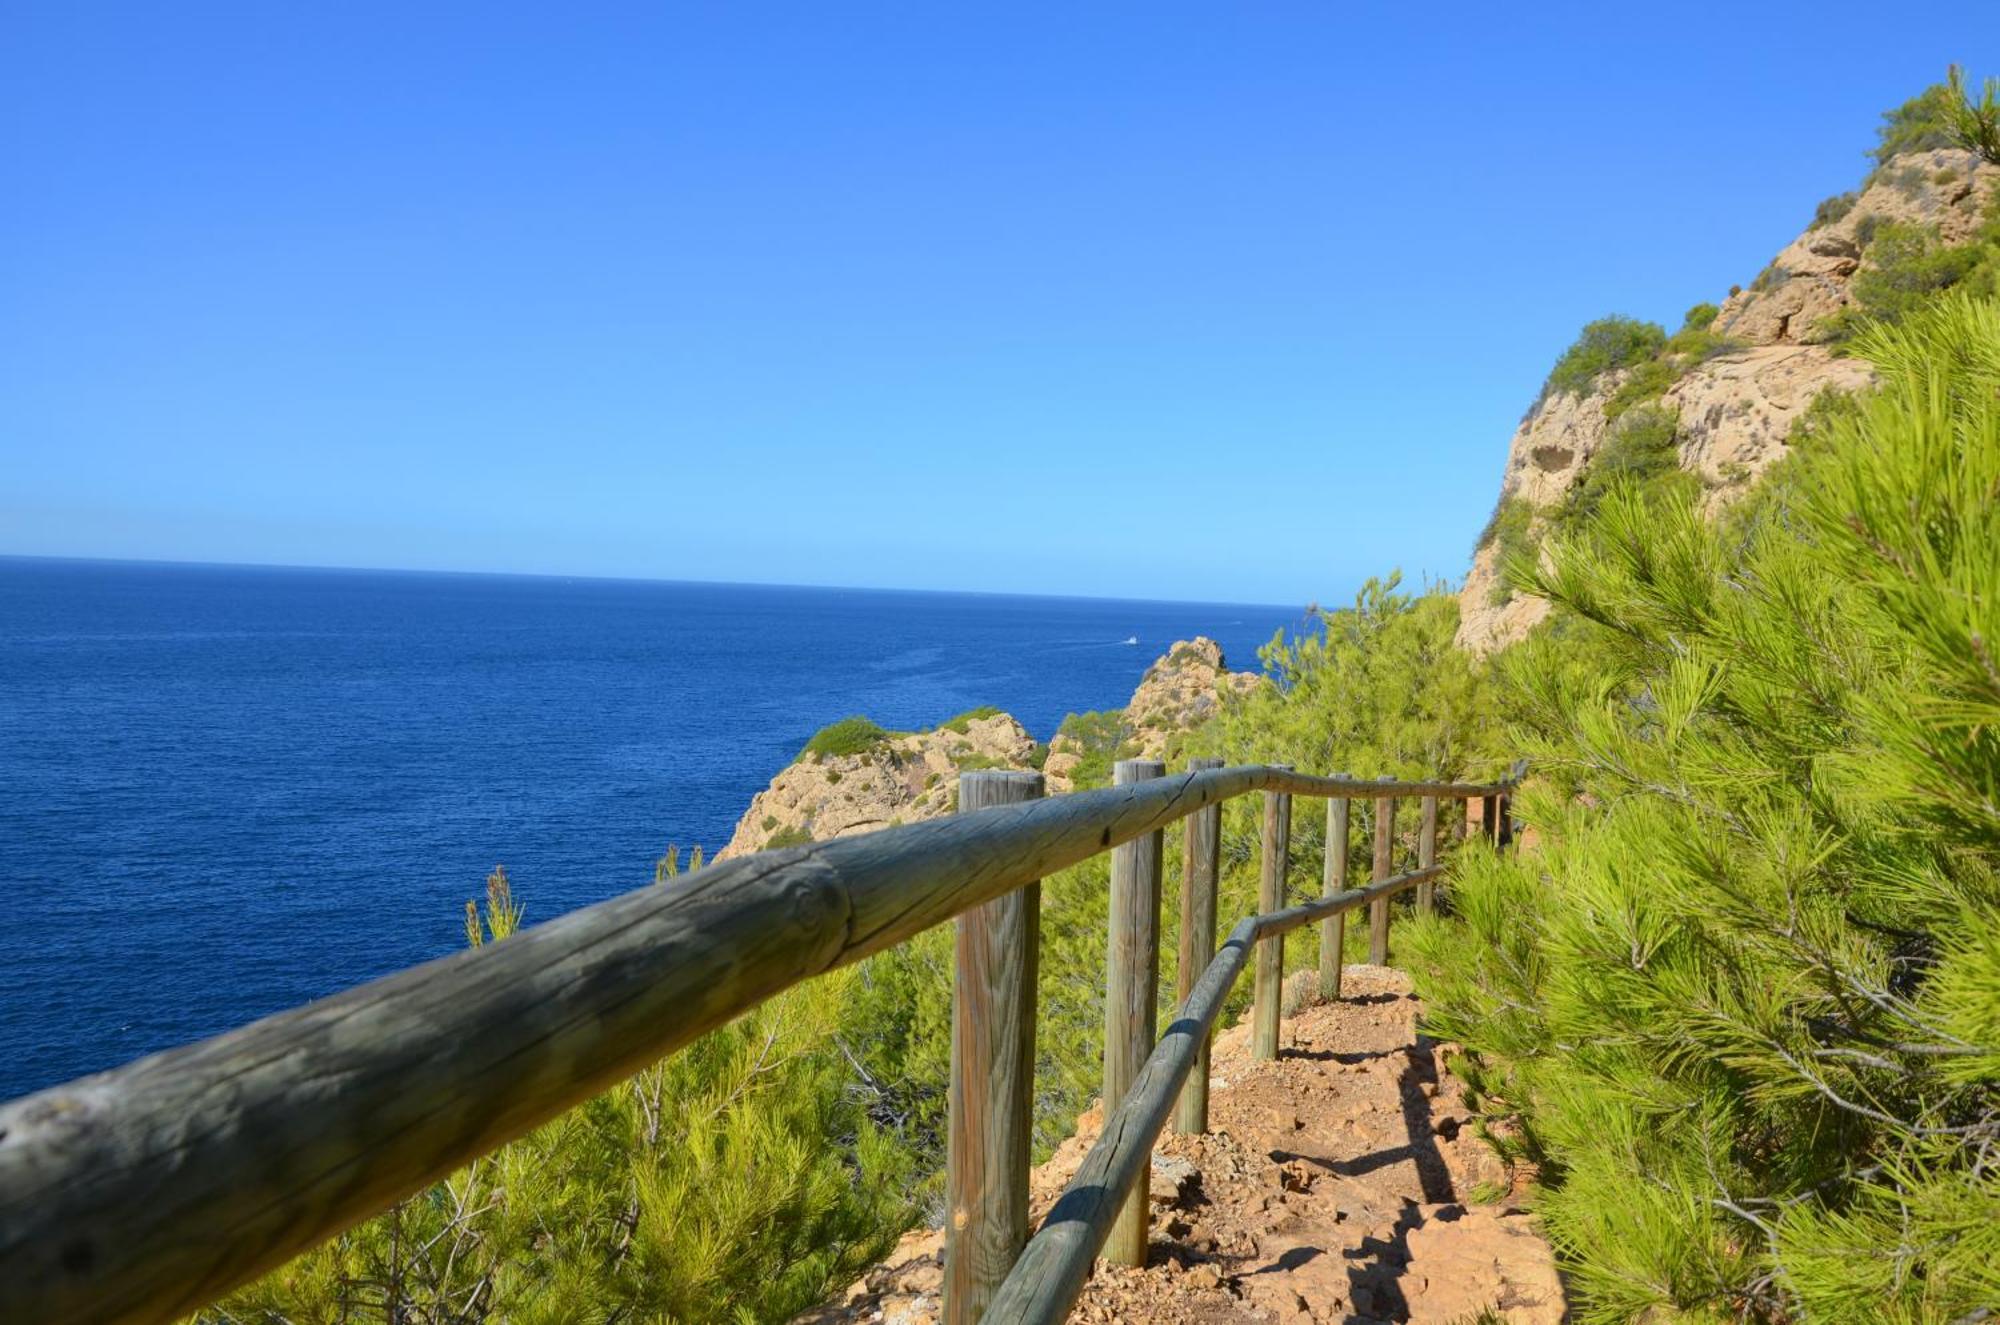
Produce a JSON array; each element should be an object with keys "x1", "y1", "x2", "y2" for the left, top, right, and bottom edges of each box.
[
  {"x1": 1455, "y1": 148, "x2": 1997, "y2": 655},
  {"x1": 1716, "y1": 148, "x2": 1997, "y2": 345},
  {"x1": 1667, "y1": 345, "x2": 1875, "y2": 506},
  {"x1": 715, "y1": 712, "x2": 1037, "y2": 860},
  {"x1": 718, "y1": 639, "x2": 1262, "y2": 857},
  {"x1": 1125, "y1": 638, "x2": 1263, "y2": 760},
  {"x1": 1043, "y1": 637, "x2": 1262, "y2": 791}
]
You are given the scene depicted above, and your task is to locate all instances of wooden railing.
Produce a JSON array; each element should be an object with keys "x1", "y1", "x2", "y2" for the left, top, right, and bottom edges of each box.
[{"x1": 0, "y1": 759, "x2": 1521, "y2": 1325}]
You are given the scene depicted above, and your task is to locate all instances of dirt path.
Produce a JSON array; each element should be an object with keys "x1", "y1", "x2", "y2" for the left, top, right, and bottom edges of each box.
[{"x1": 804, "y1": 966, "x2": 1565, "y2": 1325}]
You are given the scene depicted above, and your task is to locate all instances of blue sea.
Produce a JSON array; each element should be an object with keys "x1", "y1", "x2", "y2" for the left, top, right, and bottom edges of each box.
[{"x1": 0, "y1": 556, "x2": 1301, "y2": 1102}]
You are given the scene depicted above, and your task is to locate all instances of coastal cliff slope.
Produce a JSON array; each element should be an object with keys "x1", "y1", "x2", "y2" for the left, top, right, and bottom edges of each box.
[{"x1": 1457, "y1": 144, "x2": 1999, "y2": 653}]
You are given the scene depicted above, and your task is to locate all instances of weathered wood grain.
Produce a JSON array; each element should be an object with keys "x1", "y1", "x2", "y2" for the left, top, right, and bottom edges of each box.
[
  {"x1": 1252, "y1": 781, "x2": 1291, "y2": 1061},
  {"x1": 1416, "y1": 794, "x2": 1439, "y2": 913},
  {"x1": 1370, "y1": 788, "x2": 1398, "y2": 965},
  {"x1": 1173, "y1": 757, "x2": 1224, "y2": 1137},
  {"x1": 0, "y1": 762, "x2": 1520, "y2": 1325},
  {"x1": 946, "y1": 771, "x2": 1045, "y2": 1325},
  {"x1": 1319, "y1": 794, "x2": 1350, "y2": 1001},
  {"x1": 1101, "y1": 759, "x2": 1165, "y2": 1267}
]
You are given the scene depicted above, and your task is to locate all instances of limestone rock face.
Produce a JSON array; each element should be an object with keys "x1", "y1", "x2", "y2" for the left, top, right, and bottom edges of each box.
[
  {"x1": 1124, "y1": 638, "x2": 1263, "y2": 760},
  {"x1": 1716, "y1": 148, "x2": 1998, "y2": 345},
  {"x1": 1666, "y1": 345, "x2": 1875, "y2": 508},
  {"x1": 1454, "y1": 542, "x2": 1553, "y2": 658},
  {"x1": 715, "y1": 712, "x2": 1036, "y2": 860},
  {"x1": 1043, "y1": 636, "x2": 1263, "y2": 791},
  {"x1": 1454, "y1": 148, "x2": 1996, "y2": 655}
]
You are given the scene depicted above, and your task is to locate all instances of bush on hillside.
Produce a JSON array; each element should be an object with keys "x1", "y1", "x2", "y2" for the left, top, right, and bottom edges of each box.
[
  {"x1": 1556, "y1": 404, "x2": 1684, "y2": 530},
  {"x1": 802, "y1": 715, "x2": 893, "y2": 760},
  {"x1": 1478, "y1": 497, "x2": 1535, "y2": 606},
  {"x1": 1944, "y1": 65, "x2": 2000, "y2": 165},
  {"x1": 1404, "y1": 293, "x2": 2000, "y2": 1323},
  {"x1": 1542, "y1": 316, "x2": 1668, "y2": 401},
  {"x1": 1849, "y1": 221, "x2": 1985, "y2": 323},
  {"x1": 1678, "y1": 301, "x2": 1720, "y2": 332},
  {"x1": 940, "y1": 705, "x2": 1001, "y2": 734},
  {"x1": 1809, "y1": 192, "x2": 1858, "y2": 230},
  {"x1": 1052, "y1": 708, "x2": 1134, "y2": 790},
  {"x1": 212, "y1": 872, "x2": 915, "y2": 1324},
  {"x1": 1871, "y1": 81, "x2": 1958, "y2": 165}
]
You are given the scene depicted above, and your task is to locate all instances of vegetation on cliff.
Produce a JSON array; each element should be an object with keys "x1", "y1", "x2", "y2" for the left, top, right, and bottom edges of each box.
[{"x1": 1404, "y1": 292, "x2": 2000, "y2": 1322}]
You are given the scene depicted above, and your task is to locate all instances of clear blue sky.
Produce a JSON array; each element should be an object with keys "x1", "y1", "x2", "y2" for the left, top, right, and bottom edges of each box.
[{"x1": 4, "y1": 5, "x2": 1995, "y2": 605}]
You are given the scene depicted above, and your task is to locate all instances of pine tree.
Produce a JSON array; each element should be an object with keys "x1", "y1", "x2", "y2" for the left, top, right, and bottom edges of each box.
[{"x1": 1403, "y1": 293, "x2": 2000, "y2": 1322}]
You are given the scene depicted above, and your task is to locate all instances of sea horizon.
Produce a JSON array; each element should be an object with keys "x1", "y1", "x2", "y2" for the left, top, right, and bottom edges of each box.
[
  {"x1": 1, "y1": 555, "x2": 1304, "y2": 1101},
  {"x1": 0, "y1": 552, "x2": 1309, "y2": 617}
]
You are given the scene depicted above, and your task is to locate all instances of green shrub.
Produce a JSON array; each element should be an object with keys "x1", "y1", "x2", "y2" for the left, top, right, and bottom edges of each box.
[
  {"x1": 940, "y1": 705, "x2": 1001, "y2": 734},
  {"x1": 1808, "y1": 192, "x2": 1857, "y2": 229},
  {"x1": 765, "y1": 823, "x2": 814, "y2": 850},
  {"x1": 1943, "y1": 64, "x2": 2000, "y2": 165},
  {"x1": 1853, "y1": 211, "x2": 1886, "y2": 249},
  {"x1": 1557, "y1": 405, "x2": 1683, "y2": 529},
  {"x1": 1478, "y1": 497, "x2": 1535, "y2": 606},
  {"x1": 1601, "y1": 355, "x2": 1682, "y2": 422},
  {"x1": 1870, "y1": 81, "x2": 1957, "y2": 165},
  {"x1": 1407, "y1": 293, "x2": 2000, "y2": 1322},
  {"x1": 801, "y1": 715, "x2": 893, "y2": 760},
  {"x1": 1053, "y1": 708, "x2": 1134, "y2": 790},
  {"x1": 1542, "y1": 316, "x2": 1668, "y2": 400},
  {"x1": 1678, "y1": 301, "x2": 1720, "y2": 332},
  {"x1": 214, "y1": 872, "x2": 912, "y2": 1324},
  {"x1": 1851, "y1": 220, "x2": 1984, "y2": 322},
  {"x1": 1749, "y1": 260, "x2": 1791, "y2": 293}
]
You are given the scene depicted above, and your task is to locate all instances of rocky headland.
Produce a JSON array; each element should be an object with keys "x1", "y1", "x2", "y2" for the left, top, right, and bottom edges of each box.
[{"x1": 715, "y1": 637, "x2": 1261, "y2": 861}]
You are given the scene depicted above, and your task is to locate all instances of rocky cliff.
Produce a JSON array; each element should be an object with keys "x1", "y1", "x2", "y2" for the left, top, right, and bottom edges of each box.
[
  {"x1": 1456, "y1": 145, "x2": 1999, "y2": 653},
  {"x1": 716, "y1": 637, "x2": 1261, "y2": 859}
]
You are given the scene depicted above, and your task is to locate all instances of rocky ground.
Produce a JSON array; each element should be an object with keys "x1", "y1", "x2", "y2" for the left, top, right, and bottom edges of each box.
[{"x1": 798, "y1": 966, "x2": 1564, "y2": 1325}]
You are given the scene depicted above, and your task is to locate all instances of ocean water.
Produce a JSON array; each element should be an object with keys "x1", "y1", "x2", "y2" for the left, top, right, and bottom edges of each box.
[{"x1": 0, "y1": 556, "x2": 1301, "y2": 1101}]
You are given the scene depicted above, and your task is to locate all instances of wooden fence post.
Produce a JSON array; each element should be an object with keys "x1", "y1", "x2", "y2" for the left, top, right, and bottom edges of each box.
[
  {"x1": 1174, "y1": 757, "x2": 1224, "y2": 1136},
  {"x1": 1416, "y1": 794, "x2": 1439, "y2": 913},
  {"x1": 1103, "y1": 758, "x2": 1165, "y2": 1268},
  {"x1": 1252, "y1": 774, "x2": 1292, "y2": 1062},
  {"x1": 1319, "y1": 793, "x2": 1351, "y2": 1001},
  {"x1": 945, "y1": 770, "x2": 1045, "y2": 1325},
  {"x1": 1369, "y1": 784, "x2": 1397, "y2": 965}
]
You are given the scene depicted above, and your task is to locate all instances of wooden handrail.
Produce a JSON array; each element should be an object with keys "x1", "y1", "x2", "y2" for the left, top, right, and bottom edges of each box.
[{"x1": 0, "y1": 762, "x2": 1520, "y2": 1325}]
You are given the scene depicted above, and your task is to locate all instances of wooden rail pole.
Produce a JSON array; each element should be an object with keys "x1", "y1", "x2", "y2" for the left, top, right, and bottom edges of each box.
[
  {"x1": 1103, "y1": 758, "x2": 1166, "y2": 1267},
  {"x1": 1369, "y1": 785, "x2": 1397, "y2": 965},
  {"x1": 946, "y1": 771, "x2": 1045, "y2": 1325},
  {"x1": 1415, "y1": 795, "x2": 1439, "y2": 913},
  {"x1": 1318, "y1": 793, "x2": 1351, "y2": 1001},
  {"x1": 1174, "y1": 757, "x2": 1224, "y2": 1135},
  {"x1": 1252, "y1": 774, "x2": 1292, "y2": 1061}
]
